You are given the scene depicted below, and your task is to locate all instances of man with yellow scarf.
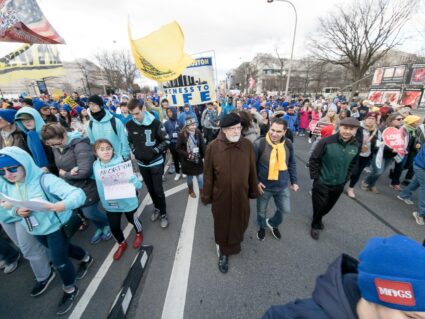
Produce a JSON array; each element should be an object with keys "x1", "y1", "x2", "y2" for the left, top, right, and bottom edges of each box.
[{"x1": 254, "y1": 118, "x2": 298, "y2": 241}]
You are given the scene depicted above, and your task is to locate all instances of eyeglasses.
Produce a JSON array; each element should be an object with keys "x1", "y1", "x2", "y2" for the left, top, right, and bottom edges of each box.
[
  {"x1": 98, "y1": 147, "x2": 113, "y2": 152},
  {"x1": 395, "y1": 118, "x2": 404, "y2": 121},
  {"x1": 0, "y1": 166, "x2": 20, "y2": 175},
  {"x1": 45, "y1": 139, "x2": 64, "y2": 147}
]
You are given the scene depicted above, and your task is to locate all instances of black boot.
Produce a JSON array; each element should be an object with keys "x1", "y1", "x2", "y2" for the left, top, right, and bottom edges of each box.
[{"x1": 218, "y1": 253, "x2": 228, "y2": 273}]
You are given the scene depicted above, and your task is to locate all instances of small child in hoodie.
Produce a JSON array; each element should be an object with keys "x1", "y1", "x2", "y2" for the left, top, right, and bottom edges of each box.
[
  {"x1": 93, "y1": 139, "x2": 143, "y2": 261},
  {"x1": 164, "y1": 107, "x2": 183, "y2": 181}
]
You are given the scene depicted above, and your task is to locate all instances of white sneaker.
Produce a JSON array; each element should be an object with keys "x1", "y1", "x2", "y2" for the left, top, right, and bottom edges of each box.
[
  {"x1": 397, "y1": 195, "x2": 414, "y2": 205},
  {"x1": 413, "y1": 212, "x2": 425, "y2": 225},
  {"x1": 174, "y1": 173, "x2": 181, "y2": 181},
  {"x1": 308, "y1": 138, "x2": 312, "y2": 144},
  {"x1": 182, "y1": 174, "x2": 187, "y2": 178}
]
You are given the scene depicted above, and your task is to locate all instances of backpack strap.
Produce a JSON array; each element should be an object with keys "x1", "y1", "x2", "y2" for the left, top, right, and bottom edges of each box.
[{"x1": 89, "y1": 116, "x2": 118, "y2": 136}]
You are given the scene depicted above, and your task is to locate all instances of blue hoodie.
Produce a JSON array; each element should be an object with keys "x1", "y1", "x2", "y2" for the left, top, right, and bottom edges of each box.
[
  {"x1": 178, "y1": 105, "x2": 198, "y2": 128},
  {"x1": 164, "y1": 108, "x2": 182, "y2": 144},
  {"x1": 93, "y1": 154, "x2": 142, "y2": 212},
  {"x1": 0, "y1": 147, "x2": 86, "y2": 235},
  {"x1": 86, "y1": 109, "x2": 131, "y2": 160},
  {"x1": 15, "y1": 107, "x2": 50, "y2": 168}
]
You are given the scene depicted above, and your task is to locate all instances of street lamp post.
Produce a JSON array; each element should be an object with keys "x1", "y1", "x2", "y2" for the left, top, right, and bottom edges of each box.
[{"x1": 267, "y1": 0, "x2": 297, "y2": 98}]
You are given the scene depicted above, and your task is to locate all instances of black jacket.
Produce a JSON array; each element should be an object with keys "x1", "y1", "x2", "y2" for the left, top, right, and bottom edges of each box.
[
  {"x1": 126, "y1": 118, "x2": 170, "y2": 167},
  {"x1": 262, "y1": 254, "x2": 360, "y2": 319},
  {"x1": 176, "y1": 129, "x2": 206, "y2": 176}
]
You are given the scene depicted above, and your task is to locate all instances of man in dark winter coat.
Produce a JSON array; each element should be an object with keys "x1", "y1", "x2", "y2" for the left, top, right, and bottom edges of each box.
[
  {"x1": 202, "y1": 112, "x2": 258, "y2": 273},
  {"x1": 309, "y1": 117, "x2": 360, "y2": 240},
  {"x1": 262, "y1": 235, "x2": 425, "y2": 319}
]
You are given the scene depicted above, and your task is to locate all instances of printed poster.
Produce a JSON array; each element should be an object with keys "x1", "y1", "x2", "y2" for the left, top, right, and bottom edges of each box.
[
  {"x1": 99, "y1": 161, "x2": 136, "y2": 200},
  {"x1": 162, "y1": 57, "x2": 217, "y2": 107}
]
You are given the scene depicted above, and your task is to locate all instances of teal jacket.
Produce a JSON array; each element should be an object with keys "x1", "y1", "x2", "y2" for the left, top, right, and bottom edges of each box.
[
  {"x1": 86, "y1": 110, "x2": 131, "y2": 160},
  {"x1": 0, "y1": 147, "x2": 86, "y2": 235},
  {"x1": 93, "y1": 154, "x2": 142, "y2": 212}
]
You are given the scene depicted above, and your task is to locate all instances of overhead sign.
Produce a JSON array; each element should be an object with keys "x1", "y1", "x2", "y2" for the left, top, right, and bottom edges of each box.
[
  {"x1": 162, "y1": 57, "x2": 217, "y2": 107},
  {"x1": 0, "y1": 43, "x2": 64, "y2": 84}
]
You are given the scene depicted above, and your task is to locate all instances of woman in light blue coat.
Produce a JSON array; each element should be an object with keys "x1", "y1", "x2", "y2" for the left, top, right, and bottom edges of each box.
[
  {"x1": 0, "y1": 146, "x2": 90, "y2": 316},
  {"x1": 93, "y1": 139, "x2": 143, "y2": 261}
]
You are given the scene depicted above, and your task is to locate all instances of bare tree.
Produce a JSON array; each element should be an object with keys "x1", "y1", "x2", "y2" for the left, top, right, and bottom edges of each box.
[
  {"x1": 95, "y1": 49, "x2": 138, "y2": 91},
  {"x1": 308, "y1": 0, "x2": 418, "y2": 90},
  {"x1": 232, "y1": 62, "x2": 258, "y2": 93}
]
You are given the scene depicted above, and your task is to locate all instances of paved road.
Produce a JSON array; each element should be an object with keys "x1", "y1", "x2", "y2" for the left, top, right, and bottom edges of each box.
[{"x1": 1, "y1": 135, "x2": 424, "y2": 319}]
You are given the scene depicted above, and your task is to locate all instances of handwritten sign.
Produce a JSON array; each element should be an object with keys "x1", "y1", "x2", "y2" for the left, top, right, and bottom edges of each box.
[
  {"x1": 382, "y1": 127, "x2": 406, "y2": 157},
  {"x1": 99, "y1": 161, "x2": 136, "y2": 200}
]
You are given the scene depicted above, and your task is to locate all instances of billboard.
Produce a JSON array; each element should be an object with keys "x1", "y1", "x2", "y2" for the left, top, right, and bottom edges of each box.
[
  {"x1": 372, "y1": 68, "x2": 384, "y2": 86},
  {"x1": 410, "y1": 64, "x2": 425, "y2": 85},
  {"x1": 368, "y1": 89, "x2": 401, "y2": 106},
  {"x1": 400, "y1": 90, "x2": 422, "y2": 109},
  {"x1": 382, "y1": 65, "x2": 406, "y2": 83}
]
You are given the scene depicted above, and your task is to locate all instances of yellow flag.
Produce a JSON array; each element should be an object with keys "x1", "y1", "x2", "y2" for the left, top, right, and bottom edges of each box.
[
  {"x1": 0, "y1": 44, "x2": 64, "y2": 85},
  {"x1": 129, "y1": 21, "x2": 194, "y2": 82},
  {"x1": 63, "y1": 96, "x2": 78, "y2": 108}
]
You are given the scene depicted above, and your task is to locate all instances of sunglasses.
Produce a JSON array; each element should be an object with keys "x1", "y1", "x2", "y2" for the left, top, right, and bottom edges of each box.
[{"x1": 0, "y1": 166, "x2": 21, "y2": 175}]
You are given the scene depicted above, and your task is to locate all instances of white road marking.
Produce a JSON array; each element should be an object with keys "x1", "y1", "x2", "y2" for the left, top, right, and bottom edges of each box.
[
  {"x1": 161, "y1": 180, "x2": 199, "y2": 319},
  {"x1": 69, "y1": 182, "x2": 186, "y2": 319}
]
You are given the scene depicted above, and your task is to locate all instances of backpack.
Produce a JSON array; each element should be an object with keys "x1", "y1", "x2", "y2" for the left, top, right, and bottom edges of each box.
[{"x1": 89, "y1": 116, "x2": 118, "y2": 136}]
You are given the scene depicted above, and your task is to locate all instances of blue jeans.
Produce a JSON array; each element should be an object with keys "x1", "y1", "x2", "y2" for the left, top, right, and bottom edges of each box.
[
  {"x1": 256, "y1": 188, "x2": 291, "y2": 229},
  {"x1": 0, "y1": 237, "x2": 19, "y2": 264},
  {"x1": 401, "y1": 165, "x2": 425, "y2": 217},
  {"x1": 187, "y1": 174, "x2": 204, "y2": 189},
  {"x1": 36, "y1": 230, "x2": 86, "y2": 290},
  {"x1": 81, "y1": 202, "x2": 109, "y2": 229},
  {"x1": 365, "y1": 155, "x2": 394, "y2": 187}
]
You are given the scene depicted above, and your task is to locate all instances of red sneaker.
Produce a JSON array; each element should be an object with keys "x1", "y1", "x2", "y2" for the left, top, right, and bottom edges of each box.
[
  {"x1": 113, "y1": 241, "x2": 128, "y2": 260},
  {"x1": 133, "y1": 233, "x2": 144, "y2": 249}
]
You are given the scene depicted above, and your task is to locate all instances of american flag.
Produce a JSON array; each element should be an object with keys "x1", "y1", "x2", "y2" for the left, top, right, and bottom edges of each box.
[{"x1": 0, "y1": 0, "x2": 64, "y2": 44}]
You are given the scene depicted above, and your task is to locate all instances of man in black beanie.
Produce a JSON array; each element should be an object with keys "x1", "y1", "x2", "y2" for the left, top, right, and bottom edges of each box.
[{"x1": 202, "y1": 112, "x2": 259, "y2": 273}]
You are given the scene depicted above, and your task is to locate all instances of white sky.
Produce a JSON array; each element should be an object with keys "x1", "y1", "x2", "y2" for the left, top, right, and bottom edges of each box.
[{"x1": 1, "y1": 0, "x2": 423, "y2": 86}]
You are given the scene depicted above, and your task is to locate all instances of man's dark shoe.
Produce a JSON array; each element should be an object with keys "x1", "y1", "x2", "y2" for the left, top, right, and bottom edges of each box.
[
  {"x1": 218, "y1": 254, "x2": 228, "y2": 273},
  {"x1": 56, "y1": 287, "x2": 79, "y2": 316},
  {"x1": 266, "y1": 218, "x2": 281, "y2": 240},
  {"x1": 257, "y1": 228, "x2": 266, "y2": 241},
  {"x1": 310, "y1": 228, "x2": 320, "y2": 240},
  {"x1": 30, "y1": 268, "x2": 56, "y2": 297}
]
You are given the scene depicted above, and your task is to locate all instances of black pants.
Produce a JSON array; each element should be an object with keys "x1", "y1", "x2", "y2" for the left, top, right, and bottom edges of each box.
[
  {"x1": 311, "y1": 180, "x2": 345, "y2": 229},
  {"x1": 139, "y1": 164, "x2": 167, "y2": 216},
  {"x1": 349, "y1": 155, "x2": 372, "y2": 188},
  {"x1": 169, "y1": 144, "x2": 180, "y2": 174},
  {"x1": 391, "y1": 156, "x2": 415, "y2": 185},
  {"x1": 106, "y1": 209, "x2": 142, "y2": 243}
]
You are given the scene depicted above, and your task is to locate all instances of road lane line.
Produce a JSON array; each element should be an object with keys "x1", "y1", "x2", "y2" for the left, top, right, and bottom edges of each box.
[
  {"x1": 161, "y1": 180, "x2": 199, "y2": 319},
  {"x1": 69, "y1": 182, "x2": 186, "y2": 319}
]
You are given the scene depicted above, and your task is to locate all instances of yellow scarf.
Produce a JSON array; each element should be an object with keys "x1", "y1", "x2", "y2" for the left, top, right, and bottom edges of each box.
[{"x1": 266, "y1": 133, "x2": 287, "y2": 180}]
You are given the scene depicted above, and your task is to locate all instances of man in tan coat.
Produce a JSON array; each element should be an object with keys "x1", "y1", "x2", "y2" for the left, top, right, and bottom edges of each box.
[{"x1": 202, "y1": 112, "x2": 258, "y2": 274}]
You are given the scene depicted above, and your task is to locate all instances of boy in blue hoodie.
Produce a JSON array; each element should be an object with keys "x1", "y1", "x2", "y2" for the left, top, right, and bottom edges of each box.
[{"x1": 164, "y1": 107, "x2": 183, "y2": 180}]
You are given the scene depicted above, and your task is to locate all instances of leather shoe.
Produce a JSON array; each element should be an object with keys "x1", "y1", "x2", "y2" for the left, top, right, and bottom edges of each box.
[
  {"x1": 310, "y1": 228, "x2": 320, "y2": 240},
  {"x1": 218, "y1": 254, "x2": 229, "y2": 273}
]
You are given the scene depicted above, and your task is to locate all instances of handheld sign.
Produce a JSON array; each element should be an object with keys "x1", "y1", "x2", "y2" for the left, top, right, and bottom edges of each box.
[{"x1": 382, "y1": 127, "x2": 406, "y2": 157}]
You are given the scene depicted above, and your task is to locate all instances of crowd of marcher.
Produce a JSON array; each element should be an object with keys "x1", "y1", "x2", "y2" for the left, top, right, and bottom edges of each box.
[{"x1": 0, "y1": 90, "x2": 424, "y2": 317}]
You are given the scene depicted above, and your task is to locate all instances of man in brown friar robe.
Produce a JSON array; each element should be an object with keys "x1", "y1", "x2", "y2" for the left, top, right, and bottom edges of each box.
[{"x1": 202, "y1": 112, "x2": 259, "y2": 274}]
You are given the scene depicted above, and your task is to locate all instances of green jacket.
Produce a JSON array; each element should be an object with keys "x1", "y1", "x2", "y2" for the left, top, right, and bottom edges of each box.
[{"x1": 309, "y1": 133, "x2": 359, "y2": 186}]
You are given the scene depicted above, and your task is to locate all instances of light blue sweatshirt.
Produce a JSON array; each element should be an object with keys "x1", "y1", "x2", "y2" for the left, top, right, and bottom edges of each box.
[
  {"x1": 93, "y1": 154, "x2": 142, "y2": 212},
  {"x1": 0, "y1": 147, "x2": 86, "y2": 235}
]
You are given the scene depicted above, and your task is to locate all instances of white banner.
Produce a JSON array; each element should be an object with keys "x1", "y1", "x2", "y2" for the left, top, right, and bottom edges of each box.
[
  {"x1": 162, "y1": 57, "x2": 216, "y2": 107},
  {"x1": 99, "y1": 161, "x2": 136, "y2": 200}
]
